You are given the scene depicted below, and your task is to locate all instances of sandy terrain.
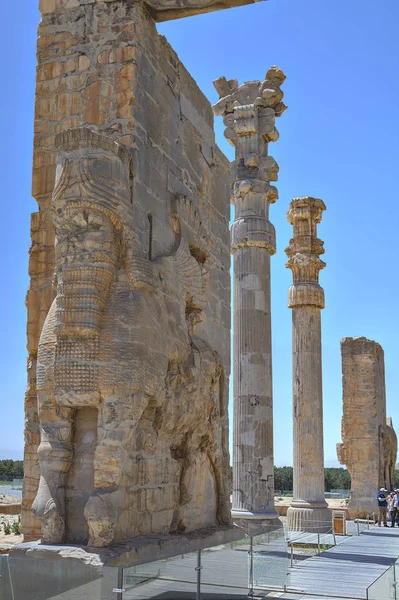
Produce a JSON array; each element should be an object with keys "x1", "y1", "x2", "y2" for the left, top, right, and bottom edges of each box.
[
  {"x1": 0, "y1": 492, "x2": 23, "y2": 546},
  {"x1": 0, "y1": 513, "x2": 22, "y2": 546},
  {"x1": 0, "y1": 493, "x2": 20, "y2": 505},
  {"x1": 274, "y1": 496, "x2": 348, "y2": 509}
]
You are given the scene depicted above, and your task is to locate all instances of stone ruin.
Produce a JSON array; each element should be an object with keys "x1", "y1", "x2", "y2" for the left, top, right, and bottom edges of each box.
[
  {"x1": 337, "y1": 337, "x2": 397, "y2": 519},
  {"x1": 21, "y1": 0, "x2": 393, "y2": 570},
  {"x1": 21, "y1": 0, "x2": 264, "y2": 549},
  {"x1": 212, "y1": 68, "x2": 286, "y2": 528}
]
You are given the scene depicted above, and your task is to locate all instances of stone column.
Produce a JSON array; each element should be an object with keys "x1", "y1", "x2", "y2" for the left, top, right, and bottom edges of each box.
[
  {"x1": 213, "y1": 68, "x2": 287, "y2": 526},
  {"x1": 285, "y1": 197, "x2": 332, "y2": 532}
]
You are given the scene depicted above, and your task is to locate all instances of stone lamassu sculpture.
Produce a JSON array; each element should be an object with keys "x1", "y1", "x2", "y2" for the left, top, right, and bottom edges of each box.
[{"x1": 32, "y1": 127, "x2": 231, "y2": 548}]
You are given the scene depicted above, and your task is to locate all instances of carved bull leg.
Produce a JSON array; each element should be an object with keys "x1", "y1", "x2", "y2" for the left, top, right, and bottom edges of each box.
[
  {"x1": 207, "y1": 446, "x2": 231, "y2": 525},
  {"x1": 32, "y1": 393, "x2": 73, "y2": 544},
  {"x1": 85, "y1": 391, "x2": 145, "y2": 547}
]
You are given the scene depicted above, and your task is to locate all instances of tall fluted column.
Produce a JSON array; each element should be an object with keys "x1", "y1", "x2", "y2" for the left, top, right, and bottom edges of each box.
[
  {"x1": 285, "y1": 197, "x2": 331, "y2": 532},
  {"x1": 213, "y1": 67, "x2": 287, "y2": 526}
]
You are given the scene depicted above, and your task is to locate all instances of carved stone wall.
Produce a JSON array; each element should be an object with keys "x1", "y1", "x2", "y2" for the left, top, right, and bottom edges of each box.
[
  {"x1": 39, "y1": 0, "x2": 261, "y2": 23},
  {"x1": 24, "y1": 0, "x2": 232, "y2": 546},
  {"x1": 337, "y1": 337, "x2": 397, "y2": 519}
]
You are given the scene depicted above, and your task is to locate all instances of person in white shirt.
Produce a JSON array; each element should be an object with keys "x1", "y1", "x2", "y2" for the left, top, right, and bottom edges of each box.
[{"x1": 390, "y1": 489, "x2": 399, "y2": 528}]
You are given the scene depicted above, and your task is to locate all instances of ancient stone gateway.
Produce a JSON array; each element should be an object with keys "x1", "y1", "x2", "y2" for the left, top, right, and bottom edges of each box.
[
  {"x1": 22, "y1": 0, "x2": 265, "y2": 548},
  {"x1": 285, "y1": 197, "x2": 331, "y2": 532},
  {"x1": 212, "y1": 69, "x2": 286, "y2": 529},
  {"x1": 337, "y1": 337, "x2": 397, "y2": 519}
]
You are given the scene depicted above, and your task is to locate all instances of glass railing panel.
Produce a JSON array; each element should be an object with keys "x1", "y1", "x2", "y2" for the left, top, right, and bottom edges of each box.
[
  {"x1": 366, "y1": 564, "x2": 396, "y2": 600},
  {"x1": 2, "y1": 531, "x2": 288, "y2": 600},
  {"x1": 0, "y1": 555, "x2": 13, "y2": 600},
  {"x1": 200, "y1": 537, "x2": 250, "y2": 598},
  {"x1": 7, "y1": 554, "x2": 119, "y2": 600},
  {"x1": 252, "y1": 528, "x2": 289, "y2": 592},
  {"x1": 122, "y1": 551, "x2": 197, "y2": 599}
]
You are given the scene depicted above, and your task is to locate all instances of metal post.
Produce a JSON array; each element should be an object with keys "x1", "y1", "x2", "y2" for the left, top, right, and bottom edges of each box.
[
  {"x1": 367, "y1": 514, "x2": 370, "y2": 529},
  {"x1": 196, "y1": 550, "x2": 202, "y2": 600},
  {"x1": 248, "y1": 537, "x2": 254, "y2": 598},
  {"x1": 111, "y1": 568, "x2": 124, "y2": 600},
  {"x1": 357, "y1": 519, "x2": 360, "y2": 535},
  {"x1": 333, "y1": 532, "x2": 336, "y2": 546},
  {"x1": 317, "y1": 533, "x2": 320, "y2": 554},
  {"x1": 290, "y1": 543, "x2": 294, "y2": 568}
]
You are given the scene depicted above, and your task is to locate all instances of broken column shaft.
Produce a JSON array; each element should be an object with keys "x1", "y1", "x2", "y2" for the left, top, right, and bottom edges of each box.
[
  {"x1": 213, "y1": 68, "x2": 287, "y2": 525},
  {"x1": 285, "y1": 197, "x2": 331, "y2": 532}
]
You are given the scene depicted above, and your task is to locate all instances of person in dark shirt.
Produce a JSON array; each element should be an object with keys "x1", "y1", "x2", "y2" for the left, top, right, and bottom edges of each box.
[{"x1": 377, "y1": 488, "x2": 388, "y2": 527}]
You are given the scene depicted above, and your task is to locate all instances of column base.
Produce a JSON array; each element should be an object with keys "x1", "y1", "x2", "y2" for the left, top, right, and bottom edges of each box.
[
  {"x1": 287, "y1": 503, "x2": 332, "y2": 533},
  {"x1": 232, "y1": 509, "x2": 282, "y2": 536}
]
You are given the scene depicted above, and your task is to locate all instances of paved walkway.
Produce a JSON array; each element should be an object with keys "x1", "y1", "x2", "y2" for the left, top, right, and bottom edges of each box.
[{"x1": 283, "y1": 525, "x2": 399, "y2": 599}]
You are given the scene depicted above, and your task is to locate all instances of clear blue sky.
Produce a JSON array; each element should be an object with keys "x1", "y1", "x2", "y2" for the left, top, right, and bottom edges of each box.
[{"x1": 1, "y1": 0, "x2": 399, "y2": 467}]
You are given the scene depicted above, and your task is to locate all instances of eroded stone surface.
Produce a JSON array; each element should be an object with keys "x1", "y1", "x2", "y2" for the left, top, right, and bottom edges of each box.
[
  {"x1": 212, "y1": 70, "x2": 286, "y2": 524},
  {"x1": 285, "y1": 197, "x2": 331, "y2": 533},
  {"x1": 24, "y1": 0, "x2": 232, "y2": 547},
  {"x1": 337, "y1": 337, "x2": 397, "y2": 519},
  {"x1": 39, "y1": 0, "x2": 266, "y2": 21}
]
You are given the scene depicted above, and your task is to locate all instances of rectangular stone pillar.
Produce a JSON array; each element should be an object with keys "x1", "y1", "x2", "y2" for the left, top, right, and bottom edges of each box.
[{"x1": 337, "y1": 337, "x2": 397, "y2": 518}]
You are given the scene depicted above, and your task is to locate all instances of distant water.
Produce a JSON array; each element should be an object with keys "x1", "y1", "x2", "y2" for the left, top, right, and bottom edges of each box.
[{"x1": 0, "y1": 486, "x2": 22, "y2": 499}]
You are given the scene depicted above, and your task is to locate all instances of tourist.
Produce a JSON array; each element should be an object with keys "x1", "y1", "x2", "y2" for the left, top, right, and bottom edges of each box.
[
  {"x1": 388, "y1": 490, "x2": 396, "y2": 520},
  {"x1": 377, "y1": 488, "x2": 388, "y2": 527},
  {"x1": 391, "y1": 489, "x2": 399, "y2": 527}
]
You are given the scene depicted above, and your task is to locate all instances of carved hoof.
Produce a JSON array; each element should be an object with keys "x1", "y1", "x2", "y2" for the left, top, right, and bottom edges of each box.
[
  {"x1": 87, "y1": 522, "x2": 115, "y2": 548},
  {"x1": 32, "y1": 497, "x2": 65, "y2": 544},
  {"x1": 84, "y1": 491, "x2": 120, "y2": 547},
  {"x1": 217, "y1": 501, "x2": 233, "y2": 526},
  {"x1": 41, "y1": 509, "x2": 65, "y2": 545},
  {"x1": 33, "y1": 490, "x2": 65, "y2": 544}
]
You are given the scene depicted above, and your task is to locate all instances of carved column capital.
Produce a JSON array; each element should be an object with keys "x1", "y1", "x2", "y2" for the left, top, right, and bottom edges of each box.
[
  {"x1": 213, "y1": 67, "x2": 287, "y2": 256},
  {"x1": 285, "y1": 196, "x2": 326, "y2": 309}
]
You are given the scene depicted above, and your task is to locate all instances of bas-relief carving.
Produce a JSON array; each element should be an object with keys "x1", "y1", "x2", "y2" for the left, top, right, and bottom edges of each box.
[{"x1": 32, "y1": 128, "x2": 231, "y2": 548}]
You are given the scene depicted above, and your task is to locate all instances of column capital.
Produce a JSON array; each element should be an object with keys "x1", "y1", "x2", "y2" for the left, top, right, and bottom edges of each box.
[
  {"x1": 212, "y1": 68, "x2": 287, "y2": 186},
  {"x1": 213, "y1": 67, "x2": 287, "y2": 258},
  {"x1": 285, "y1": 196, "x2": 326, "y2": 308}
]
